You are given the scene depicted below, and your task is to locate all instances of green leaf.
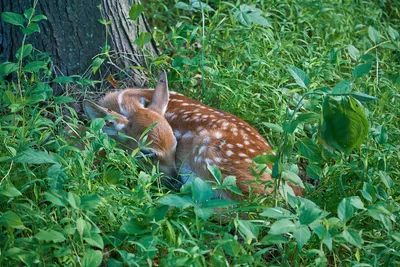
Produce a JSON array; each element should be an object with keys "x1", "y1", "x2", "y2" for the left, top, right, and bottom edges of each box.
[
  {"x1": 174, "y1": 2, "x2": 196, "y2": 11},
  {"x1": 202, "y1": 199, "x2": 235, "y2": 209},
  {"x1": 333, "y1": 80, "x2": 352, "y2": 94},
  {"x1": 2, "y1": 12, "x2": 24, "y2": 27},
  {"x1": 207, "y1": 164, "x2": 222, "y2": 184},
  {"x1": 31, "y1": 14, "x2": 47, "y2": 22},
  {"x1": 16, "y1": 44, "x2": 33, "y2": 60},
  {"x1": 133, "y1": 32, "x2": 152, "y2": 49},
  {"x1": 347, "y1": 45, "x2": 360, "y2": 61},
  {"x1": 23, "y1": 8, "x2": 35, "y2": 19},
  {"x1": 352, "y1": 63, "x2": 372, "y2": 78},
  {"x1": 297, "y1": 138, "x2": 323, "y2": 163},
  {"x1": 350, "y1": 92, "x2": 378, "y2": 102},
  {"x1": 13, "y1": 149, "x2": 57, "y2": 164},
  {"x1": 320, "y1": 96, "x2": 369, "y2": 154},
  {"x1": 260, "y1": 207, "x2": 293, "y2": 219},
  {"x1": 53, "y1": 76, "x2": 74, "y2": 84},
  {"x1": 337, "y1": 198, "x2": 355, "y2": 223},
  {"x1": 261, "y1": 234, "x2": 288, "y2": 245},
  {"x1": 22, "y1": 23, "x2": 40, "y2": 35},
  {"x1": 293, "y1": 225, "x2": 311, "y2": 249},
  {"x1": 54, "y1": 96, "x2": 76, "y2": 104},
  {"x1": 282, "y1": 170, "x2": 304, "y2": 188},
  {"x1": 262, "y1": 122, "x2": 283, "y2": 132},
  {"x1": 120, "y1": 220, "x2": 151, "y2": 235},
  {"x1": 82, "y1": 249, "x2": 103, "y2": 267},
  {"x1": 342, "y1": 229, "x2": 362, "y2": 248},
  {"x1": 299, "y1": 205, "x2": 323, "y2": 225},
  {"x1": 348, "y1": 196, "x2": 365, "y2": 210},
  {"x1": 83, "y1": 232, "x2": 104, "y2": 249},
  {"x1": 368, "y1": 26, "x2": 379, "y2": 44},
  {"x1": 80, "y1": 194, "x2": 103, "y2": 210},
  {"x1": 129, "y1": 4, "x2": 144, "y2": 20},
  {"x1": 306, "y1": 164, "x2": 322, "y2": 180},
  {"x1": 233, "y1": 5, "x2": 271, "y2": 27},
  {"x1": 35, "y1": 230, "x2": 66, "y2": 243},
  {"x1": 378, "y1": 171, "x2": 393, "y2": 189},
  {"x1": 388, "y1": 26, "x2": 399, "y2": 40},
  {"x1": 23, "y1": 61, "x2": 47, "y2": 73},
  {"x1": 191, "y1": 177, "x2": 214, "y2": 203},
  {"x1": 287, "y1": 65, "x2": 310, "y2": 89},
  {"x1": 44, "y1": 191, "x2": 66, "y2": 206},
  {"x1": 194, "y1": 207, "x2": 214, "y2": 221},
  {"x1": 253, "y1": 154, "x2": 277, "y2": 164},
  {"x1": 92, "y1": 57, "x2": 104, "y2": 74},
  {"x1": 0, "y1": 211, "x2": 25, "y2": 229},
  {"x1": 0, "y1": 183, "x2": 22, "y2": 197},
  {"x1": 269, "y1": 219, "x2": 296, "y2": 235},
  {"x1": 238, "y1": 220, "x2": 259, "y2": 244},
  {"x1": 157, "y1": 195, "x2": 194, "y2": 209},
  {"x1": 222, "y1": 175, "x2": 237, "y2": 187},
  {"x1": 0, "y1": 62, "x2": 18, "y2": 77},
  {"x1": 190, "y1": 0, "x2": 214, "y2": 11}
]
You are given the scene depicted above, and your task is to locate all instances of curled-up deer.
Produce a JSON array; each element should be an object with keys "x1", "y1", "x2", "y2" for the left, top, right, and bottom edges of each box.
[{"x1": 83, "y1": 71, "x2": 303, "y2": 199}]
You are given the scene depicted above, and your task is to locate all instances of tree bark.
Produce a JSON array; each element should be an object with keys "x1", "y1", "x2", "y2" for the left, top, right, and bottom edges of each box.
[{"x1": 0, "y1": 0, "x2": 158, "y2": 86}]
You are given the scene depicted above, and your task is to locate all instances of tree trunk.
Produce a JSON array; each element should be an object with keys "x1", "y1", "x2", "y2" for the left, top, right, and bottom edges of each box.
[{"x1": 0, "y1": 0, "x2": 158, "y2": 87}]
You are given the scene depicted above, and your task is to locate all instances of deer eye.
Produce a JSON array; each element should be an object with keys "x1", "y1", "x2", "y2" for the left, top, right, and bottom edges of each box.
[{"x1": 140, "y1": 97, "x2": 150, "y2": 108}]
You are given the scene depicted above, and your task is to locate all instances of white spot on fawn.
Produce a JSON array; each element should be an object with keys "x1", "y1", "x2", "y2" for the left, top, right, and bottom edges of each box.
[
  {"x1": 239, "y1": 153, "x2": 247, "y2": 158},
  {"x1": 214, "y1": 132, "x2": 223, "y2": 139},
  {"x1": 182, "y1": 103, "x2": 189, "y2": 106},
  {"x1": 199, "y1": 146, "x2": 207, "y2": 154},
  {"x1": 194, "y1": 156, "x2": 202, "y2": 163},
  {"x1": 203, "y1": 136, "x2": 211, "y2": 143},
  {"x1": 249, "y1": 149, "x2": 255, "y2": 153},
  {"x1": 214, "y1": 157, "x2": 222, "y2": 163},
  {"x1": 118, "y1": 91, "x2": 129, "y2": 116},
  {"x1": 227, "y1": 144, "x2": 234, "y2": 148},
  {"x1": 205, "y1": 158, "x2": 213, "y2": 164},
  {"x1": 116, "y1": 123, "x2": 125, "y2": 131},
  {"x1": 182, "y1": 131, "x2": 193, "y2": 139},
  {"x1": 245, "y1": 158, "x2": 252, "y2": 163},
  {"x1": 226, "y1": 150, "x2": 234, "y2": 156},
  {"x1": 244, "y1": 141, "x2": 250, "y2": 145},
  {"x1": 174, "y1": 130, "x2": 182, "y2": 139},
  {"x1": 237, "y1": 143, "x2": 243, "y2": 148}
]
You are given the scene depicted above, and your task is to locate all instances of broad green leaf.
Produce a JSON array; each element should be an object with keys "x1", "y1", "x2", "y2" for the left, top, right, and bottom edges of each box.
[
  {"x1": 350, "y1": 92, "x2": 378, "y2": 102},
  {"x1": 233, "y1": 5, "x2": 271, "y2": 27},
  {"x1": 53, "y1": 76, "x2": 74, "y2": 83},
  {"x1": 312, "y1": 223, "x2": 332, "y2": 250},
  {"x1": 262, "y1": 122, "x2": 283, "y2": 132},
  {"x1": 80, "y1": 194, "x2": 103, "y2": 210},
  {"x1": 253, "y1": 154, "x2": 277, "y2": 164},
  {"x1": 4, "y1": 248, "x2": 37, "y2": 267},
  {"x1": 287, "y1": 65, "x2": 310, "y2": 89},
  {"x1": 299, "y1": 205, "x2": 323, "y2": 225},
  {"x1": 342, "y1": 229, "x2": 362, "y2": 248},
  {"x1": 22, "y1": 23, "x2": 40, "y2": 35},
  {"x1": 320, "y1": 96, "x2": 369, "y2": 154},
  {"x1": 174, "y1": 2, "x2": 196, "y2": 11},
  {"x1": 294, "y1": 113, "x2": 320, "y2": 124},
  {"x1": 23, "y1": 61, "x2": 47, "y2": 73},
  {"x1": 352, "y1": 63, "x2": 372, "y2": 78},
  {"x1": 92, "y1": 57, "x2": 104, "y2": 74},
  {"x1": 337, "y1": 198, "x2": 355, "y2": 223},
  {"x1": 260, "y1": 207, "x2": 293, "y2": 219},
  {"x1": 120, "y1": 220, "x2": 151, "y2": 235},
  {"x1": 282, "y1": 170, "x2": 304, "y2": 188},
  {"x1": 129, "y1": 4, "x2": 144, "y2": 20},
  {"x1": 54, "y1": 96, "x2": 76, "y2": 104},
  {"x1": 133, "y1": 32, "x2": 152, "y2": 49},
  {"x1": 157, "y1": 195, "x2": 194, "y2": 209},
  {"x1": 194, "y1": 207, "x2": 214, "y2": 221},
  {"x1": 0, "y1": 62, "x2": 18, "y2": 77},
  {"x1": 82, "y1": 249, "x2": 103, "y2": 267},
  {"x1": 297, "y1": 138, "x2": 323, "y2": 163},
  {"x1": 269, "y1": 219, "x2": 296, "y2": 235},
  {"x1": 261, "y1": 234, "x2": 288, "y2": 245},
  {"x1": 13, "y1": 149, "x2": 57, "y2": 164},
  {"x1": 23, "y1": 8, "x2": 35, "y2": 19},
  {"x1": 293, "y1": 225, "x2": 311, "y2": 249},
  {"x1": 2, "y1": 12, "x2": 24, "y2": 27},
  {"x1": 35, "y1": 230, "x2": 66, "y2": 243},
  {"x1": 83, "y1": 232, "x2": 104, "y2": 249},
  {"x1": 222, "y1": 175, "x2": 237, "y2": 187},
  {"x1": 16, "y1": 44, "x2": 33, "y2": 60},
  {"x1": 44, "y1": 191, "x2": 66, "y2": 206},
  {"x1": 388, "y1": 26, "x2": 399, "y2": 40},
  {"x1": 191, "y1": 0, "x2": 214, "y2": 11},
  {"x1": 368, "y1": 26, "x2": 379, "y2": 44},
  {"x1": 333, "y1": 80, "x2": 352, "y2": 94},
  {"x1": 0, "y1": 183, "x2": 22, "y2": 197},
  {"x1": 378, "y1": 171, "x2": 393, "y2": 189},
  {"x1": 238, "y1": 220, "x2": 259, "y2": 244},
  {"x1": 348, "y1": 196, "x2": 365, "y2": 210},
  {"x1": 0, "y1": 211, "x2": 25, "y2": 229},
  {"x1": 191, "y1": 177, "x2": 214, "y2": 203},
  {"x1": 76, "y1": 217, "x2": 85, "y2": 235},
  {"x1": 108, "y1": 258, "x2": 124, "y2": 267},
  {"x1": 306, "y1": 164, "x2": 322, "y2": 180},
  {"x1": 202, "y1": 199, "x2": 235, "y2": 209},
  {"x1": 347, "y1": 45, "x2": 360, "y2": 61},
  {"x1": 31, "y1": 14, "x2": 47, "y2": 22}
]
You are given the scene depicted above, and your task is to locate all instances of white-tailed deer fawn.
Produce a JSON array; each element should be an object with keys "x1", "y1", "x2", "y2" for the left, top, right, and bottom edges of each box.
[{"x1": 83, "y1": 71, "x2": 303, "y2": 199}]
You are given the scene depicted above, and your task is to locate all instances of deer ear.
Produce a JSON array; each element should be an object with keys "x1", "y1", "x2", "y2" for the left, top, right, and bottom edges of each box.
[
  {"x1": 148, "y1": 70, "x2": 169, "y2": 115},
  {"x1": 83, "y1": 100, "x2": 128, "y2": 136},
  {"x1": 83, "y1": 100, "x2": 111, "y2": 120}
]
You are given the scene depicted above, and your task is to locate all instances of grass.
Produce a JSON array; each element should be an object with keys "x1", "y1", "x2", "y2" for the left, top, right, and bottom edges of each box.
[{"x1": 1, "y1": 0, "x2": 400, "y2": 266}]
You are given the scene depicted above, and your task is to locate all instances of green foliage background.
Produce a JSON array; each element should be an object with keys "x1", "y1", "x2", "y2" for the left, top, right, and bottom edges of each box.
[{"x1": 0, "y1": 0, "x2": 399, "y2": 266}]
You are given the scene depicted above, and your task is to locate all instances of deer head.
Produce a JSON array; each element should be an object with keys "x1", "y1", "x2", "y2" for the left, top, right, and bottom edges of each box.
[{"x1": 82, "y1": 71, "x2": 177, "y2": 177}]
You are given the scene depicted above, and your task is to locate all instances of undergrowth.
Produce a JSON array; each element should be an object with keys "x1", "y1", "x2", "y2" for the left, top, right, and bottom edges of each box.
[{"x1": 0, "y1": 0, "x2": 399, "y2": 266}]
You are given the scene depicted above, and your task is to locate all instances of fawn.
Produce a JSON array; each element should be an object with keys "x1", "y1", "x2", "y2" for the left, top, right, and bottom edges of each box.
[{"x1": 83, "y1": 71, "x2": 303, "y2": 199}]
